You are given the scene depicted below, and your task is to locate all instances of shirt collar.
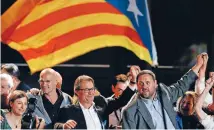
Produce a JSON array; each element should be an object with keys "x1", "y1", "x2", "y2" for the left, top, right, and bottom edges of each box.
[
  {"x1": 139, "y1": 93, "x2": 158, "y2": 104},
  {"x1": 41, "y1": 88, "x2": 62, "y2": 97},
  {"x1": 79, "y1": 102, "x2": 95, "y2": 110}
]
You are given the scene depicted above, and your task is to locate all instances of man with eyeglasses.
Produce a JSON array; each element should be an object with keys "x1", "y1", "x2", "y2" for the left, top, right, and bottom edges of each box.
[
  {"x1": 27, "y1": 68, "x2": 72, "y2": 129},
  {"x1": 54, "y1": 74, "x2": 136, "y2": 129}
]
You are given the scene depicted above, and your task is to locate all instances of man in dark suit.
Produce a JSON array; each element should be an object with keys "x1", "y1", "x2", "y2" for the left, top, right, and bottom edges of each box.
[
  {"x1": 122, "y1": 53, "x2": 205, "y2": 129},
  {"x1": 1, "y1": 63, "x2": 31, "y2": 92},
  {"x1": 54, "y1": 74, "x2": 136, "y2": 129}
]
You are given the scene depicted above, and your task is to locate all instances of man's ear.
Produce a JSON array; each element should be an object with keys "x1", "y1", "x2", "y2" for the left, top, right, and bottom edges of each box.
[
  {"x1": 9, "y1": 101, "x2": 13, "y2": 109},
  {"x1": 112, "y1": 85, "x2": 115, "y2": 92},
  {"x1": 56, "y1": 82, "x2": 61, "y2": 89},
  {"x1": 154, "y1": 80, "x2": 158, "y2": 89},
  {"x1": 74, "y1": 89, "x2": 78, "y2": 96}
]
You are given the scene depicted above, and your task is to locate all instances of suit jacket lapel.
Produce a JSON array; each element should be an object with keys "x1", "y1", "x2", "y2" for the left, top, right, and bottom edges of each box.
[
  {"x1": 157, "y1": 91, "x2": 177, "y2": 128},
  {"x1": 36, "y1": 94, "x2": 52, "y2": 123},
  {"x1": 94, "y1": 105, "x2": 104, "y2": 129},
  {"x1": 136, "y1": 95, "x2": 155, "y2": 129},
  {"x1": 75, "y1": 103, "x2": 88, "y2": 129}
]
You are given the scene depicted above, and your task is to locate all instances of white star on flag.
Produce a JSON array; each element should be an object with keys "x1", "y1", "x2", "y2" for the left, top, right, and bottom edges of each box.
[{"x1": 127, "y1": 0, "x2": 143, "y2": 26}]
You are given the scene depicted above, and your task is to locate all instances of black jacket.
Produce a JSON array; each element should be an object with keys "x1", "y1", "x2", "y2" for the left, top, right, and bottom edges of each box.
[
  {"x1": 17, "y1": 81, "x2": 31, "y2": 92},
  {"x1": 54, "y1": 87, "x2": 135, "y2": 129}
]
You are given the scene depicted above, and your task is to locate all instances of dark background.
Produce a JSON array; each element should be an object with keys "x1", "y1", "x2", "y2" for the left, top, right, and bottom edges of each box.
[{"x1": 1, "y1": 0, "x2": 214, "y2": 97}]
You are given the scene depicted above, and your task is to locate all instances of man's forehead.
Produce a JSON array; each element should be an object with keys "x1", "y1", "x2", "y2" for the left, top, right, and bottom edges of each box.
[
  {"x1": 40, "y1": 73, "x2": 54, "y2": 79},
  {"x1": 116, "y1": 82, "x2": 127, "y2": 88},
  {"x1": 138, "y1": 74, "x2": 154, "y2": 80},
  {"x1": 80, "y1": 80, "x2": 94, "y2": 87}
]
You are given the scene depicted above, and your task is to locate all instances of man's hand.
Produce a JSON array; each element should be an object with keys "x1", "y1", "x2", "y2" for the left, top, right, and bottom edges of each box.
[
  {"x1": 63, "y1": 120, "x2": 77, "y2": 129},
  {"x1": 29, "y1": 88, "x2": 40, "y2": 95},
  {"x1": 199, "y1": 53, "x2": 208, "y2": 78},
  {"x1": 192, "y1": 53, "x2": 206, "y2": 75},
  {"x1": 35, "y1": 115, "x2": 45, "y2": 129}
]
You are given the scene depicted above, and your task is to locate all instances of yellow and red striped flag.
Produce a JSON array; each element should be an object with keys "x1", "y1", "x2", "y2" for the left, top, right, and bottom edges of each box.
[{"x1": 1, "y1": 0, "x2": 155, "y2": 74}]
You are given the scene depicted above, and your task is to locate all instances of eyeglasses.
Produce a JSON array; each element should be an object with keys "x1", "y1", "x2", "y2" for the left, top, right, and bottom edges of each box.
[
  {"x1": 76, "y1": 87, "x2": 96, "y2": 93},
  {"x1": 38, "y1": 80, "x2": 51, "y2": 84}
]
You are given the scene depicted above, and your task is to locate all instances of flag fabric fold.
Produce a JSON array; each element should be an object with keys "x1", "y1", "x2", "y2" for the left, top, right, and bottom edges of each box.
[{"x1": 1, "y1": 0, "x2": 157, "y2": 73}]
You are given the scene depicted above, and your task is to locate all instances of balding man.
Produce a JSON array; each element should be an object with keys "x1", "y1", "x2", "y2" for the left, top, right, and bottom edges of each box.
[{"x1": 27, "y1": 68, "x2": 72, "y2": 129}]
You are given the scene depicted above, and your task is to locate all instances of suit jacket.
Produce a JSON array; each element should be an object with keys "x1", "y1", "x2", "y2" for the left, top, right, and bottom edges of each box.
[
  {"x1": 122, "y1": 70, "x2": 197, "y2": 129},
  {"x1": 54, "y1": 87, "x2": 135, "y2": 129},
  {"x1": 27, "y1": 89, "x2": 72, "y2": 128},
  {"x1": 17, "y1": 81, "x2": 31, "y2": 92}
]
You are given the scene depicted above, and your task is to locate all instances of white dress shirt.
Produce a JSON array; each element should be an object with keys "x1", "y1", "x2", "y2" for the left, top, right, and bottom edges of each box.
[{"x1": 79, "y1": 102, "x2": 102, "y2": 130}]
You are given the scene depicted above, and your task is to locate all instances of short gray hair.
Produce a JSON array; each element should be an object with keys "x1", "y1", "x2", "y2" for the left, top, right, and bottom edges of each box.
[
  {"x1": 74, "y1": 75, "x2": 94, "y2": 92},
  {"x1": 137, "y1": 70, "x2": 156, "y2": 82},
  {"x1": 0, "y1": 73, "x2": 14, "y2": 88}
]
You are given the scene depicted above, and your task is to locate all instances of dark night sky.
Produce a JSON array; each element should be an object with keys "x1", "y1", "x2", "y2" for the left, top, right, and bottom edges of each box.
[{"x1": 1, "y1": 0, "x2": 214, "y2": 66}]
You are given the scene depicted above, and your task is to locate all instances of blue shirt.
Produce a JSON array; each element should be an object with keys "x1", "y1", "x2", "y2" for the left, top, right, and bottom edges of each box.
[{"x1": 140, "y1": 96, "x2": 175, "y2": 129}]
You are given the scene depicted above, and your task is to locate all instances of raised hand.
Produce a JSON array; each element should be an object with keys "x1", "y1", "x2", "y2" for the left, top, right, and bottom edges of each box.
[
  {"x1": 129, "y1": 65, "x2": 141, "y2": 82},
  {"x1": 29, "y1": 88, "x2": 40, "y2": 95},
  {"x1": 192, "y1": 53, "x2": 206, "y2": 75},
  {"x1": 35, "y1": 115, "x2": 45, "y2": 129},
  {"x1": 199, "y1": 53, "x2": 208, "y2": 78},
  {"x1": 197, "y1": 53, "x2": 205, "y2": 67}
]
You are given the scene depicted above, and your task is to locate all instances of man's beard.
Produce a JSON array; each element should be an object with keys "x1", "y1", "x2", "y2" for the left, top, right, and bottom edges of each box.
[{"x1": 140, "y1": 91, "x2": 151, "y2": 99}]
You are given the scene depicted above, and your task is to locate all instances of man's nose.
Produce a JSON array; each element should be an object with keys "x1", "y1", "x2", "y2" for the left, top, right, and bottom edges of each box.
[
  {"x1": 89, "y1": 90, "x2": 94, "y2": 95},
  {"x1": 21, "y1": 103, "x2": 24, "y2": 109},
  {"x1": 141, "y1": 84, "x2": 148, "y2": 89},
  {"x1": 42, "y1": 81, "x2": 49, "y2": 86}
]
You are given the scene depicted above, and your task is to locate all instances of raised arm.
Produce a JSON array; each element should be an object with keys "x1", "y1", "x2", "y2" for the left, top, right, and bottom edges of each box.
[
  {"x1": 195, "y1": 53, "x2": 208, "y2": 94},
  {"x1": 195, "y1": 54, "x2": 212, "y2": 107},
  {"x1": 164, "y1": 53, "x2": 204, "y2": 103},
  {"x1": 191, "y1": 53, "x2": 205, "y2": 76},
  {"x1": 105, "y1": 65, "x2": 138, "y2": 115},
  {"x1": 195, "y1": 77, "x2": 214, "y2": 120}
]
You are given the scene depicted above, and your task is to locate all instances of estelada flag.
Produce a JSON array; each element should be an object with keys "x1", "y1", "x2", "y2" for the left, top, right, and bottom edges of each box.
[{"x1": 1, "y1": 0, "x2": 158, "y2": 73}]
